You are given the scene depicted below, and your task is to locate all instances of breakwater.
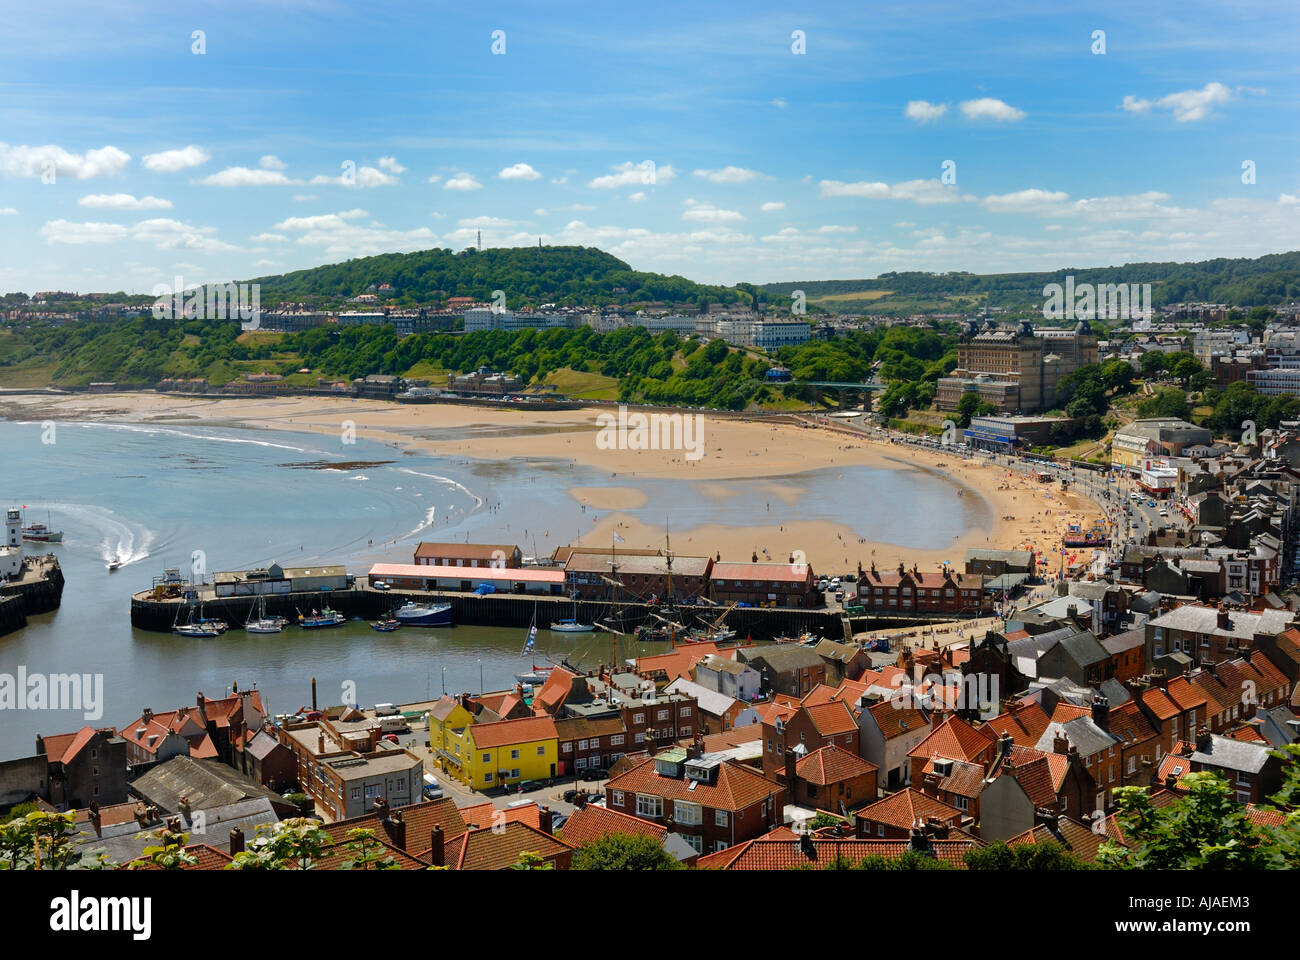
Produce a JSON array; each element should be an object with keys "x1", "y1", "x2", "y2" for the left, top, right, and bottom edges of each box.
[
  {"x1": 0, "y1": 556, "x2": 64, "y2": 637},
  {"x1": 130, "y1": 585, "x2": 846, "y2": 641}
]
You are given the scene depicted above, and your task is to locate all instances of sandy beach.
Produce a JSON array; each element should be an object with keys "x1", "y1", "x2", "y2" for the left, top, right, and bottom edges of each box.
[{"x1": 0, "y1": 393, "x2": 1106, "y2": 573}]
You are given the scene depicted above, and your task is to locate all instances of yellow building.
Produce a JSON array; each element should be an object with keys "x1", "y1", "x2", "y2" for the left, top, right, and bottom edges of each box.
[
  {"x1": 427, "y1": 696, "x2": 475, "y2": 778},
  {"x1": 447, "y1": 715, "x2": 560, "y2": 790}
]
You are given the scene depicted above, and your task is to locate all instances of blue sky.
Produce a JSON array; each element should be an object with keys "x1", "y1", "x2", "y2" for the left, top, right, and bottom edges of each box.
[{"x1": 1, "y1": 0, "x2": 1297, "y2": 293}]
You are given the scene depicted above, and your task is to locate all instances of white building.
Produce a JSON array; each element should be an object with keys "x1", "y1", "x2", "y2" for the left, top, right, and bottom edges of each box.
[
  {"x1": 463, "y1": 307, "x2": 567, "y2": 333},
  {"x1": 1, "y1": 508, "x2": 23, "y2": 580}
]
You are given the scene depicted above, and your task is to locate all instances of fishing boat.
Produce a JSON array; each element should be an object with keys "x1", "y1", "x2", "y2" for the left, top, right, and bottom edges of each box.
[
  {"x1": 21, "y1": 516, "x2": 63, "y2": 543},
  {"x1": 371, "y1": 617, "x2": 400, "y2": 632},
  {"x1": 299, "y1": 607, "x2": 346, "y2": 629},
  {"x1": 244, "y1": 597, "x2": 283, "y2": 634},
  {"x1": 549, "y1": 597, "x2": 593, "y2": 633},
  {"x1": 392, "y1": 601, "x2": 452, "y2": 627}
]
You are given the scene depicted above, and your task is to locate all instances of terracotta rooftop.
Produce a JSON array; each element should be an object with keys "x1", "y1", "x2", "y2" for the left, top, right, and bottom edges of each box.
[{"x1": 794, "y1": 745, "x2": 877, "y2": 786}]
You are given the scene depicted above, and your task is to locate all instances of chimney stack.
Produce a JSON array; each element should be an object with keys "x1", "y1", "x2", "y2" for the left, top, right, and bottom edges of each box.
[
  {"x1": 229, "y1": 827, "x2": 245, "y2": 855},
  {"x1": 311, "y1": 676, "x2": 318, "y2": 711},
  {"x1": 1091, "y1": 695, "x2": 1110, "y2": 732},
  {"x1": 540, "y1": 805, "x2": 552, "y2": 835},
  {"x1": 388, "y1": 810, "x2": 407, "y2": 849},
  {"x1": 783, "y1": 748, "x2": 798, "y2": 800},
  {"x1": 1053, "y1": 732, "x2": 1070, "y2": 755},
  {"x1": 1217, "y1": 605, "x2": 1230, "y2": 630},
  {"x1": 1196, "y1": 725, "x2": 1211, "y2": 751},
  {"x1": 430, "y1": 826, "x2": 445, "y2": 867}
]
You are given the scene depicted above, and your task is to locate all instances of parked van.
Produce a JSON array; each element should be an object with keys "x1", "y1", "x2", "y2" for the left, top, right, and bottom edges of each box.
[
  {"x1": 375, "y1": 715, "x2": 409, "y2": 734},
  {"x1": 374, "y1": 702, "x2": 400, "y2": 716}
]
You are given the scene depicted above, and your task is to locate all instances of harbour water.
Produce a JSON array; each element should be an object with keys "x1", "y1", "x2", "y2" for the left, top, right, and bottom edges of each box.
[{"x1": 0, "y1": 416, "x2": 988, "y2": 760}]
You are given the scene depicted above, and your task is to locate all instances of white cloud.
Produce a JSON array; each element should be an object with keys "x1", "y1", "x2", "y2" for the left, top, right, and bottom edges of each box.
[
  {"x1": 310, "y1": 165, "x2": 399, "y2": 188},
  {"x1": 771, "y1": 98, "x2": 787, "y2": 108},
  {"x1": 40, "y1": 217, "x2": 236, "y2": 252},
  {"x1": 1120, "y1": 82, "x2": 1234, "y2": 122},
  {"x1": 0, "y1": 207, "x2": 15, "y2": 215},
  {"x1": 905, "y1": 100, "x2": 948, "y2": 122},
  {"x1": 443, "y1": 173, "x2": 483, "y2": 191},
  {"x1": 816, "y1": 225, "x2": 858, "y2": 234},
  {"x1": 958, "y1": 98, "x2": 1026, "y2": 122},
  {"x1": 376, "y1": 156, "x2": 406, "y2": 174},
  {"x1": 588, "y1": 161, "x2": 676, "y2": 189},
  {"x1": 681, "y1": 199, "x2": 745, "y2": 223},
  {"x1": 427, "y1": 173, "x2": 442, "y2": 184},
  {"x1": 693, "y1": 166, "x2": 769, "y2": 184},
  {"x1": 628, "y1": 192, "x2": 647, "y2": 202},
  {"x1": 251, "y1": 259, "x2": 280, "y2": 268},
  {"x1": 459, "y1": 216, "x2": 520, "y2": 228},
  {"x1": 1281, "y1": 193, "x2": 1300, "y2": 205},
  {"x1": 40, "y1": 220, "x2": 129, "y2": 244},
  {"x1": 498, "y1": 162, "x2": 541, "y2": 181},
  {"x1": 251, "y1": 232, "x2": 288, "y2": 242},
  {"x1": 981, "y1": 188, "x2": 1071, "y2": 213},
  {"x1": 273, "y1": 208, "x2": 436, "y2": 258},
  {"x1": 200, "y1": 166, "x2": 300, "y2": 186},
  {"x1": 78, "y1": 193, "x2": 172, "y2": 210},
  {"x1": 259, "y1": 155, "x2": 287, "y2": 170},
  {"x1": 292, "y1": 194, "x2": 318, "y2": 202},
  {"x1": 141, "y1": 145, "x2": 209, "y2": 173},
  {"x1": 819, "y1": 178, "x2": 965, "y2": 204},
  {"x1": 760, "y1": 201, "x2": 786, "y2": 212},
  {"x1": 0, "y1": 143, "x2": 130, "y2": 179}
]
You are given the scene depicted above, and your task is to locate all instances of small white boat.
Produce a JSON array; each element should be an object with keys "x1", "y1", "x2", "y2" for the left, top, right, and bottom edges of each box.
[
  {"x1": 245, "y1": 597, "x2": 283, "y2": 633},
  {"x1": 550, "y1": 618, "x2": 594, "y2": 633},
  {"x1": 174, "y1": 623, "x2": 219, "y2": 638},
  {"x1": 106, "y1": 555, "x2": 122, "y2": 572}
]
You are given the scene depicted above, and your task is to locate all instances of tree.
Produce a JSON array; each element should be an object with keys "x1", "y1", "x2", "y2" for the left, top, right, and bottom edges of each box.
[
  {"x1": 956, "y1": 392, "x2": 995, "y2": 427},
  {"x1": 130, "y1": 825, "x2": 198, "y2": 870},
  {"x1": 510, "y1": 850, "x2": 555, "y2": 870},
  {"x1": 226, "y1": 818, "x2": 331, "y2": 870},
  {"x1": 965, "y1": 839, "x2": 1094, "y2": 870},
  {"x1": 1097, "y1": 773, "x2": 1267, "y2": 869},
  {"x1": 337, "y1": 828, "x2": 401, "y2": 870},
  {"x1": 571, "y1": 833, "x2": 684, "y2": 870}
]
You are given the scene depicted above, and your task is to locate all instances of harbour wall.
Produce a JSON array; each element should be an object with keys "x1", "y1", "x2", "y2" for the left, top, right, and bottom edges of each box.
[
  {"x1": 0, "y1": 558, "x2": 64, "y2": 637},
  {"x1": 130, "y1": 586, "x2": 851, "y2": 641}
]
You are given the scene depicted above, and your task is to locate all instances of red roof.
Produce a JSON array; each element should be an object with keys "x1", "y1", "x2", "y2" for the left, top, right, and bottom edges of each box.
[
  {"x1": 709, "y1": 561, "x2": 811, "y2": 584},
  {"x1": 559, "y1": 803, "x2": 668, "y2": 848},
  {"x1": 857, "y1": 788, "x2": 964, "y2": 830},
  {"x1": 802, "y1": 701, "x2": 858, "y2": 737},
  {"x1": 694, "y1": 836, "x2": 979, "y2": 870},
  {"x1": 907, "y1": 714, "x2": 995, "y2": 763},
  {"x1": 469, "y1": 715, "x2": 558, "y2": 749},
  {"x1": 369, "y1": 562, "x2": 564, "y2": 583},
  {"x1": 794, "y1": 745, "x2": 877, "y2": 786},
  {"x1": 607, "y1": 756, "x2": 783, "y2": 811}
]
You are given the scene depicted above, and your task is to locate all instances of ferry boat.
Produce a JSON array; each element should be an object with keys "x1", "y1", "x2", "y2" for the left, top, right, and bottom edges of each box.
[
  {"x1": 21, "y1": 521, "x2": 63, "y2": 543},
  {"x1": 299, "y1": 607, "x2": 346, "y2": 629},
  {"x1": 392, "y1": 601, "x2": 452, "y2": 627}
]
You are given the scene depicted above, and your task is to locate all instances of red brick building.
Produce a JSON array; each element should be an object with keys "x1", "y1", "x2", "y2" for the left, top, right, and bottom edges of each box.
[
  {"x1": 605, "y1": 746, "x2": 784, "y2": 857},
  {"x1": 761, "y1": 701, "x2": 859, "y2": 780},
  {"x1": 857, "y1": 564, "x2": 990, "y2": 615}
]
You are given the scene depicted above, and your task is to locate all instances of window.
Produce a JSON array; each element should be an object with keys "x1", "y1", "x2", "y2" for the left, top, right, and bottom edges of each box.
[
  {"x1": 715, "y1": 809, "x2": 728, "y2": 827},
  {"x1": 577, "y1": 739, "x2": 588, "y2": 750},
  {"x1": 682, "y1": 834, "x2": 703, "y2": 853},
  {"x1": 714, "y1": 841, "x2": 729, "y2": 853},
  {"x1": 561, "y1": 742, "x2": 572, "y2": 753},
  {"x1": 634, "y1": 733, "x2": 645, "y2": 743},
  {"x1": 633, "y1": 712, "x2": 645, "y2": 724},
  {"x1": 877, "y1": 823, "x2": 886, "y2": 837},
  {"x1": 954, "y1": 796, "x2": 969, "y2": 811},
  {"x1": 657, "y1": 709, "x2": 669, "y2": 721},
  {"x1": 637, "y1": 794, "x2": 664, "y2": 818},
  {"x1": 611, "y1": 790, "x2": 624, "y2": 806},
  {"x1": 484, "y1": 772, "x2": 494, "y2": 782},
  {"x1": 610, "y1": 735, "x2": 624, "y2": 746},
  {"x1": 510, "y1": 768, "x2": 520, "y2": 779},
  {"x1": 680, "y1": 706, "x2": 691, "y2": 716},
  {"x1": 510, "y1": 749, "x2": 520, "y2": 760},
  {"x1": 575, "y1": 757, "x2": 587, "y2": 769},
  {"x1": 482, "y1": 753, "x2": 491, "y2": 763},
  {"x1": 674, "y1": 801, "x2": 702, "y2": 825},
  {"x1": 681, "y1": 725, "x2": 692, "y2": 736},
  {"x1": 351, "y1": 787, "x2": 361, "y2": 800},
  {"x1": 537, "y1": 746, "x2": 546, "y2": 756}
]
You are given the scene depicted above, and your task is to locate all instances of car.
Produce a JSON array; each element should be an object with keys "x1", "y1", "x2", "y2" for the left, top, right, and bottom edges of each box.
[
  {"x1": 587, "y1": 791, "x2": 604, "y2": 804},
  {"x1": 562, "y1": 788, "x2": 583, "y2": 804},
  {"x1": 422, "y1": 786, "x2": 444, "y2": 800},
  {"x1": 550, "y1": 812, "x2": 569, "y2": 832},
  {"x1": 381, "y1": 733, "x2": 399, "y2": 743},
  {"x1": 834, "y1": 591, "x2": 845, "y2": 602},
  {"x1": 507, "y1": 798, "x2": 536, "y2": 808},
  {"x1": 372, "y1": 580, "x2": 390, "y2": 590},
  {"x1": 516, "y1": 779, "x2": 545, "y2": 792},
  {"x1": 579, "y1": 767, "x2": 608, "y2": 781},
  {"x1": 1147, "y1": 501, "x2": 1157, "y2": 508}
]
